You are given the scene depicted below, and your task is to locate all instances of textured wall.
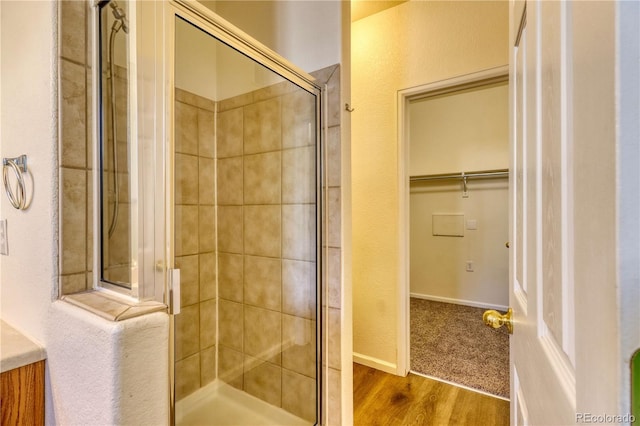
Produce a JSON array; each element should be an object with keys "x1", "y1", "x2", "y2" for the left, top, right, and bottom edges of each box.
[
  {"x1": 0, "y1": 0, "x2": 58, "y2": 342},
  {"x1": 352, "y1": 0, "x2": 509, "y2": 368},
  {"x1": 46, "y1": 303, "x2": 168, "y2": 425}
]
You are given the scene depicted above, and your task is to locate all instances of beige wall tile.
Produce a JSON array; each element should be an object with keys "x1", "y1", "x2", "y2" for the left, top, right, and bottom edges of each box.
[
  {"x1": 175, "y1": 353, "x2": 200, "y2": 401},
  {"x1": 244, "y1": 98, "x2": 281, "y2": 154},
  {"x1": 199, "y1": 157, "x2": 216, "y2": 205},
  {"x1": 282, "y1": 369, "x2": 316, "y2": 422},
  {"x1": 61, "y1": 168, "x2": 86, "y2": 275},
  {"x1": 244, "y1": 306, "x2": 281, "y2": 365},
  {"x1": 218, "y1": 206, "x2": 243, "y2": 254},
  {"x1": 328, "y1": 248, "x2": 341, "y2": 309},
  {"x1": 244, "y1": 152, "x2": 281, "y2": 205},
  {"x1": 282, "y1": 260, "x2": 316, "y2": 319},
  {"x1": 175, "y1": 153, "x2": 199, "y2": 205},
  {"x1": 327, "y1": 367, "x2": 342, "y2": 426},
  {"x1": 114, "y1": 75, "x2": 129, "y2": 143},
  {"x1": 282, "y1": 146, "x2": 315, "y2": 204},
  {"x1": 175, "y1": 101, "x2": 199, "y2": 155},
  {"x1": 244, "y1": 205, "x2": 281, "y2": 257},
  {"x1": 200, "y1": 299, "x2": 216, "y2": 349},
  {"x1": 327, "y1": 188, "x2": 341, "y2": 248},
  {"x1": 244, "y1": 256, "x2": 281, "y2": 311},
  {"x1": 198, "y1": 109, "x2": 216, "y2": 158},
  {"x1": 60, "y1": 60, "x2": 86, "y2": 169},
  {"x1": 252, "y1": 80, "x2": 296, "y2": 103},
  {"x1": 176, "y1": 255, "x2": 199, "y2": 307},
  {"x1": 282, "y1": 315, "x2": 316, "y2": 379},
  {"x1": 218, "y1": 300, "x2": 243, "y2": 351},
  {"x1": 326, "y1": 66, "x2": 341, "y2": 128},
  {"x1": 217, "y1": 157, "x2": 243, "y2": 206},
  {"x1": 243, "y1": 355, "x2": 282, "y2": 407},
  {"x1": 282, "y1": 90, "x2": 316, "y2": 149},
  {"x1": 198, "y1": 206, "x2": 216, "y2": 253},
  {"x1": 218, "y1": 92, "x2": 253, "y2": 112},
  {"x1": 327, "y1": 125, "x2": 341, "y2": 187},
  {"x1": 199, "y1": 252, "x2": 216, "y2": 302},
  {"x1": 219, "y1": 346, "x2": 244, "y2": 390},
  {"x1": 200, "y1": 346, "x2": 216, "y2": 386},
  {"x1": 309, "y1": 64, "x2": 338, "y2": 87},
  {"x1": 175, "y1": 205, "x2": 199, "y2": 257},
  {"x1": 61, "y1": 273, "x2": 88, "y2": 295},
  {"x1": 217, "y1": 108, "x2": 243, "y2": 158},
  {"x1": 328, "y1": 308, "x2": 341, "y2": 370},
  {"x1": 59, "y1": 0, "x2": 85, "y2": 64},
  {"x1": 175, "y1": 304, "x2": 200, "y2": 360},
  {"x1": 282, "y1": 204, "x2": 315, "y2": 262},
  {"x1": 219, "y1": 253, "x2": 243, "y2": 303},
  {"x1": 107, "y1": 203, "x2": 130, "y2": 267},
  {"x1": 175, "y1": 88, "x2": 198, "y2": 107}
]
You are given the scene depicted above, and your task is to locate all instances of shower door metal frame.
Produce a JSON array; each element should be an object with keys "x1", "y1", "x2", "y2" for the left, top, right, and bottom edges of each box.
[{"x1": 164, "y1": 1, "x2": 325, "y2": 424}]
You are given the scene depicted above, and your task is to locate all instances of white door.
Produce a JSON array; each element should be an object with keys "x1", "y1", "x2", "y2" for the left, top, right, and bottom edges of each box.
[{"x1": 509, "y1": 1, "x2": 627, "y2": 424}]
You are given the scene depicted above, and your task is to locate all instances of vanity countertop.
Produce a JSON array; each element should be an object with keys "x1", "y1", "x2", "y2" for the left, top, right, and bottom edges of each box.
[{"x1": 0, "y1": 320, "x2": 46, "y2": 373}]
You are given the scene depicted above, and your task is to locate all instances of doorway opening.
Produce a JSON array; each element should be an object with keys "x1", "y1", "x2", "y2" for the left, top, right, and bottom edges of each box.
[{"x1": 398, "y1": 67, "x2": 510, "y2": 400}]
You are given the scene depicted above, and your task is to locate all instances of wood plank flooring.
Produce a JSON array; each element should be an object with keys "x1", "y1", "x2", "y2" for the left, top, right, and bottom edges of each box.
[{"x1": 354, "y1": 363, "x2": 509, "y2": 426}]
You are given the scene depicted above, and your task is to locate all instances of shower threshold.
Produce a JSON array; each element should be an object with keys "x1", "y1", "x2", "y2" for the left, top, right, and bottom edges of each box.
[{"x1": 176, "y1": 380, "x2": 311, "y2": 426}]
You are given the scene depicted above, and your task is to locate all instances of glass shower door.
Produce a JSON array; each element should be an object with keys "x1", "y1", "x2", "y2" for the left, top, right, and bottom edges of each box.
[{"x1": 171, "y1": 11, "x2": 321, "y2": 426}]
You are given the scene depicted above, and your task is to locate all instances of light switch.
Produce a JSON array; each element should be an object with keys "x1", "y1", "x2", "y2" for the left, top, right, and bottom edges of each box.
[{"x1": 466, "y1": 219, "x2": 477, "y2": 230}]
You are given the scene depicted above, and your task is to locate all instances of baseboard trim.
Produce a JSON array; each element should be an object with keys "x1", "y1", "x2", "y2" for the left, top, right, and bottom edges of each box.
[
  {"x1": 410, "y1": 292, "x2": 508, "y2": 311},
  {"x1": 353, "y1": 353, "x2": 398, "y2": 375}
]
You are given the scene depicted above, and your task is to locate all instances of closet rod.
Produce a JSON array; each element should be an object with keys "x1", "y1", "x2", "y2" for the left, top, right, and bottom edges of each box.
[{"x1": 409, "y1": 168, "x2": 509, "y2": 183}]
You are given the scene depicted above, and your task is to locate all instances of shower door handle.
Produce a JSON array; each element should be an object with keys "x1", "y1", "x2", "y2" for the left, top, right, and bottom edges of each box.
[{"x1": 169, "y1": 268, "x2": 181, "y2": 315}]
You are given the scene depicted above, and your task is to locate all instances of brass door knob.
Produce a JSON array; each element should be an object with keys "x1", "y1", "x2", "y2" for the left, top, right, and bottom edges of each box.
[{"x1": 483, "y1": 308, "x2": 513, "y2": 334}]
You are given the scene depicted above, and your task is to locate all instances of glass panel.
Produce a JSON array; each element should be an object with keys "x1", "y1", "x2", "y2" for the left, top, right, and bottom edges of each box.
[
  {"x1": 173, "y1": 17, "x2": 319, "y2": 426},
  {"x1": 98, "y1": 0, "x2": 133, "y2": 288}
]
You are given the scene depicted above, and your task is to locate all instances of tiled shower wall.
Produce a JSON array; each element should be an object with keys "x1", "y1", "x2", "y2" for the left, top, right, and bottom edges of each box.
[
  {"x1": 313, "y1": 65, "x2": 343, "y2": 426},
  {"x1": 59, "y1": 0, "x2": 93, "y2": 295},
  {"x1": 58, "y1": 2, "x2": 343, "y2": 424},
  {"x1": 214, "y1": 79, "x2": 318, "y2": 421},
  {"x1": 173, "y1": 89, "x2": 218, "y2": 400}
]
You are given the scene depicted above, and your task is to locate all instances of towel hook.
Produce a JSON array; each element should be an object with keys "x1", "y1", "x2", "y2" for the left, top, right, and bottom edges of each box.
[{"x1": 3, "y1": 155, "x2": 31, "y2": 210}]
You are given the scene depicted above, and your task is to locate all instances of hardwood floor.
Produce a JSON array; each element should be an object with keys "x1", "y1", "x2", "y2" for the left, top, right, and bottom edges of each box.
[{"x1": 353, "y1": 363, "x2": 509, "y2": 426}]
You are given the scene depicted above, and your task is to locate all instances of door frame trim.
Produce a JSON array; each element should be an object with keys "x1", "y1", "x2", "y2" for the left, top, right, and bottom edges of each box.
[{"x1": 396, "y1": 65, "x2": 509, "y2": 376}]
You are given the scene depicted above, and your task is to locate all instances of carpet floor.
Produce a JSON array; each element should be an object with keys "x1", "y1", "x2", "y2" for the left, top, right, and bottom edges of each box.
[{"x1": 410, "y1": 298, "x2": 510, "y2": 399}]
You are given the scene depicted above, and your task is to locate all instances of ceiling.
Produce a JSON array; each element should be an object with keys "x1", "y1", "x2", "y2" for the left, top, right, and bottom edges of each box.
[{"x1": 351, "y1": 0, "x2": 409, "y2": 22}]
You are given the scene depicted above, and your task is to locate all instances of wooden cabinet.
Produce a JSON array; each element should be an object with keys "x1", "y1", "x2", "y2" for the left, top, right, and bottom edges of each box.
[{"x1": 0, "y1": 360, "x2": 45, "y2": 426}]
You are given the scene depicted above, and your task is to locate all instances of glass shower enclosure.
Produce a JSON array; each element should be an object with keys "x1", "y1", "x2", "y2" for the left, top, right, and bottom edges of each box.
[{"x1": 169, "y1": 5, "x2": 322, "y2": 425}]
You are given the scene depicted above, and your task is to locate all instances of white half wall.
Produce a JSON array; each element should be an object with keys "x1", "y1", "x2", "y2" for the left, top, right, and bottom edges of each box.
[{"x1": 46, "y1": 303, "x2": 169, "y2": 425}]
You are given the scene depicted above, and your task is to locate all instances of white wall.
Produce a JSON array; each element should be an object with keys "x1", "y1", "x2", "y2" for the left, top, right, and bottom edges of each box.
[
  {"x1": 409, "y1": 82, "x2": 509, "y2": 308},
  {"x1": 175, "y1": 17, "x2": 218, "y2": 100},
  {"x1": 213, "y1": 0, "x2": 342, "y2": 74},
  {"x1": 410, "y1": 181, "x2": 508, "y2": 308},
  {"x1": 0, "y1": 0, "x2": 58, "y2": 343},
  {"x1": 352, "y1": 0, "x2": 508, "y2": 370},
  {"x1": 409, "y1": 83, "x2": 509, "y2": 175}
]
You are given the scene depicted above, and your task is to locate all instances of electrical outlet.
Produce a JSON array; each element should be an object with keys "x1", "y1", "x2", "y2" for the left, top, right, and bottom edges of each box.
[
  {"x1": 0, "y1": 219, "x2": 8, "y2": 255},
  {"x1": 465, "y1": 260, "x2": 474, "y2": 272}
]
